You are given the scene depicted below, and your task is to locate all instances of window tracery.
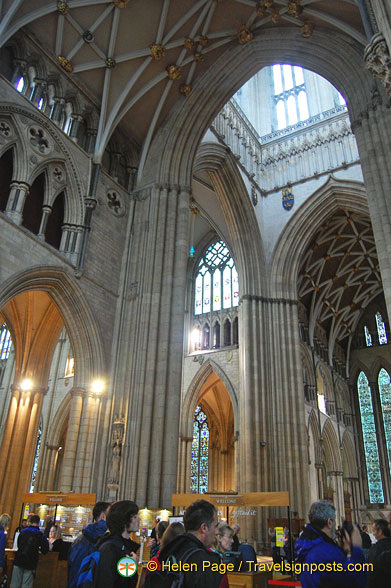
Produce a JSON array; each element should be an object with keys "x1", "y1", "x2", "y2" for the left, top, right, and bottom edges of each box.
[
  {"x1": 0, "y1": 323, "x2": 12, "y2": 360},
  {"x1": 273, "y1": 64, "x2": 309, "y2": 130},
  {"x1": 357, "y1": 371, "x2": 384, "y2": 503},
  {"x1": 190, "y1": 406, "x2": 209, "y2": 494},
  {"x1": 378, "y1": 368, "x2": 391, "y2": 477}
]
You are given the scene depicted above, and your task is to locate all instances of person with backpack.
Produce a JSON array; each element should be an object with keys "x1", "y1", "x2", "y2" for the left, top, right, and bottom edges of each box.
[
  {"x1": 68, "y1": 501, "x2": 110, "y2": 588},
  {"x1": 10, "y1": 514, "x2": 49, "y2": 588},
  {"x1": 145, "y1": 499, "x2": 223, "y2": 588},
  {"x1": 94, "y1": 500, "x2": 140, "y2": 588}
]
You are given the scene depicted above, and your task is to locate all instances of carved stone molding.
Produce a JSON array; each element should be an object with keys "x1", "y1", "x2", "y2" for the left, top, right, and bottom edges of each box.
[{"x1": 364, "y1": 33, "x2": 391, "y2": 96}]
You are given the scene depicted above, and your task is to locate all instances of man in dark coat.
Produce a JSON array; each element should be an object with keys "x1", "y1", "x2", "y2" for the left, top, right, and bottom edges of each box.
[
  {"x1": 10, "y1": 514, "x2": 48, "y2": 588},
  {"x1": 153, "y1": 499, "x2": 223, "y2": 588},
  {"x1": 367, "y1": 518, "x2": 391, "y2": 587}
]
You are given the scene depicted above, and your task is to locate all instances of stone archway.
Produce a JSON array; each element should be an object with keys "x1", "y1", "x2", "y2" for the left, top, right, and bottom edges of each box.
[{"x1": 0, "y1": 267, "x2": 105, "y2": 527}]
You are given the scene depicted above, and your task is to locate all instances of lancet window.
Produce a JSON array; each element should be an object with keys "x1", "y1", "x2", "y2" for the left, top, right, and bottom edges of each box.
[
  {"x1": 191, "y1": 406, "x2": 209, "y2": 494},
  {"x1": 0, "y1": 323, "x2": 12, "y2": 360},
  {"x1": 29, "y1": 425, "x2": 42, "y2": 492},
  {"x1": 378, "y1": 369, "x2": 391, "y2": 477},
  {"x1": 357, "y1": 371, "x2": 384, "y2": 503},
  {"x1": 272, "y1": 64, "x2": 309, "y2": 130},
  {"x1": 375, "y1": 312, "x2": 388, "y2": 345}
]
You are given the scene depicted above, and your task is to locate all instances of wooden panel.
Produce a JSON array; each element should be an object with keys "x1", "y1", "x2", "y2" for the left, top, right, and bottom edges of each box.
[
  {"x1": 33, "y1": 552, "x2": 60, "y2": 587},
  {"x1": 22, "y1": 492, "x2": 96, "y2": 505},
  {"x1": 228, "y1": 571, "x2": 273, "y2": 588},
  {"x1": 172, "y1": 492, "x2": 290, "y2": 508}
]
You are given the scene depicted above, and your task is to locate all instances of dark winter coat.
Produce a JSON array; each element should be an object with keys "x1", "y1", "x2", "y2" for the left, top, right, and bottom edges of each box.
[
  {"x1": 157, "y1": 532, "x2": 223, "y2": 588},
  {"x1": 14, "y1": 526, "x2": 49, "y2": 571},
  {"x1": 95, "y1": 533, "x2": 139, "y2": 588}
]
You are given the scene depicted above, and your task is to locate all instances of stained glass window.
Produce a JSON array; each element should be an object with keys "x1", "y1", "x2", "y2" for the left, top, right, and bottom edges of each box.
[
  {"x1": 273, "y1": 64, "x2": 309, "y2": 130},
  {"x1": 375, "y1": 312, "x2": 387, "y2": 345},
  {"x1": 29, "y1": 426, "x2": 42, "y2": 492},
  {"x1": 190, "y1": 406, "x2": 209, "y2": 493},
  {"x1": 0, "y1": 323, "x2": 12, "y2": 360},
  {"x1": 194, "y1": 241, "x2": 238, "y2": 315},
  {"x1": 16, "y1": 76, "x2": 25, "y2": 93},
  {"x1": 364, "y1": 326, "x2": 372, "y2": 347},
  {"x1": 357, "y1": 372, "x2": 384, "y2": 503},
  {"x1": 378, "y1": 368, "x2": 391, "y2": 477}
]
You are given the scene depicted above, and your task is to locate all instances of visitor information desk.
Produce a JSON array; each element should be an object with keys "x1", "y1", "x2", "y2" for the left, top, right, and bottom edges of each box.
[
  {"x1": 172, "y1": 492, "x2": 291, "y2": 588},
  {"x1": 19, "y1": 491, "x2": 96, "y2": 538}
]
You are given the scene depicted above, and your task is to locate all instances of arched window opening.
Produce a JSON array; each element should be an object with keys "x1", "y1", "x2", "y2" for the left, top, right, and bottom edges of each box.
[
  {"x1": 375, "y1": 312, "x2": 388, "y2": 345},
  {"x1": 16, "y1": 76, "x2": 25, "y2": 93},
  {"x1": 190, "y1": 406, "x2": 209, "y2": 493},
  {"x1": 0, "y1": 148, "x2": 13, "y2": 212},
  {"x1": 272, "y1": 64, "x2": 309, "y2": 130},
  {"x1": 22, "y1": 172, "x2": 45, "y2": 235},
  {"x1": 224, "y1": 319, "x2": 231, "y2": 347},
  {"x1": 29, "y1": 425, "x2": 42, "y2": 492},
  {"x1": 357, "y1": 371, "x2": 384, "y2": 503},
  {"x1": 378, "y1": 369, "x2": 391, "y2": 477},
  {"x1": 45, "y1": 191, "x2": 64, "y2": 249},
  {"x1": 194, "y1": 241, "x2": 239, "y2": 316},
  {"x1": 213, "y1": 321, "x2": 220, "y2": 349},
  {"x1": 202, "y1": 324, "x2": 210, "y2": 349},
  {"x1": 364, "y1": 325, "x2": 372, "y2": 347},
  {"x1": 63, "y1": 102, "x2": 73, "y2": 135},
  {"x1": 233, "y1": 317, "x2": 238, "y2": 345},
  {"x1": 0, "y1": 323, "x2": 12, "y2": 360}
]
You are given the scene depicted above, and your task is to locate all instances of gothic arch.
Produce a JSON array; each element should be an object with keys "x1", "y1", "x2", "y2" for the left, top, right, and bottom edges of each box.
[
  {"x1": 270, "y1": 176, "x2": 368, "y2": 299},
  {"x1": 193, "y1": 142, "x2": 266, "y2": 295},
  {"x1": 181, "y1": 358, "x2": 238, "y2": 439},
  {"x1": 322, "y1": 419, "x2": 342, "y2": 473},
  {"x1": 0, "y1": 105, "x2": 84, "y2": 224},
  {"x1": 341, "y1": 431, "x2": 358, "y2": 478},
  {"x1": 0, "y1": 267, "x2": 105, "y2": 390},
  {"x1": 142, "y1": 28, "x2": 374, "y2": 188},
  {"x1": 307, "y1": 408, "x2": 322, "y2": 465}
]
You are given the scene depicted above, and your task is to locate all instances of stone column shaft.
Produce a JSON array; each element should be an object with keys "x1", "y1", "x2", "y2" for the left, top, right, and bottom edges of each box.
[
  {"x1": 59, "y1": 390, "x2": 83, "y2": 491},
  {"x1": 0, "y1": 387, "x2": 44, "y2": 531},
  {"x1": 109, "y1": 184, "x2": 189, "y2": 508},
  {"x1": 353, "y1": 105, "x2": 391, "y2": 321},
  {"x1": 5, "y1": 181, "x2": 30, "y2": 224}
]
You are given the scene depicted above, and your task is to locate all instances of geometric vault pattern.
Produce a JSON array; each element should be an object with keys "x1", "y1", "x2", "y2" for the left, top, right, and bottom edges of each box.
[{"x1": 298, "y1": 209, "x2": 382, "y2": 349}]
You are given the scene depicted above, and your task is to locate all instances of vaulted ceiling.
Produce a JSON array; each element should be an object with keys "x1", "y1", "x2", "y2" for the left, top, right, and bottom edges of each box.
[{"x1": 0, "y1": 1, "x2": 366, "y2": 170}]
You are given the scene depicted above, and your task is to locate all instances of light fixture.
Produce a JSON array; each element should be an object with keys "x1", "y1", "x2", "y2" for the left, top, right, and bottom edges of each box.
[
  {"x1": 20, "y1": 378, "x2": 32, "y2": 391},
  {"x1": 91, "y1": 380, "x2": 104, "y2": 394}
]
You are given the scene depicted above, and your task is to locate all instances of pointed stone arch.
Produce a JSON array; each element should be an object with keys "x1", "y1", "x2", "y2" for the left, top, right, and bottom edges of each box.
[
  {"x1": 181, "y1": 358, "x2": 238, "y2": 439},
  {"x1": 341, "y1": 431, "x2": 358, "y2": 478},
  {"x1": 0, "y1": 266, "x2": 105, "y2": 389},
  {"x1": 322, "y1": 419, "x2": 342, "y2": 473},
  {"x1": 142, "y1": 28, "x2": 373, "y2": 188},
  {"x1": 194, "y1": 142, "x2": 266, "y2": 295},
  {"x1": 270, "y1": 176, "x2": 368, "y2": 299}
]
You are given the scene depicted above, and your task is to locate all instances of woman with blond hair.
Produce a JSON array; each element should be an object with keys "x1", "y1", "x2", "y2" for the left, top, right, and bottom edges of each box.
[
  {"x1": 213, "y1": 522, "x2": 234, "y2": 556},
  {"x1": 0, "y1": 513, "x2": 11, "y2": 585}
]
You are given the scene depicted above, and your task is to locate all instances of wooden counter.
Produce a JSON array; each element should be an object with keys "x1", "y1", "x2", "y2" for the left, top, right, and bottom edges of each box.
[
  {"x1": 227, "y1": 570, "x2": 273, "y2": 588},
  {"x1": 5, "y1": 550, "x2": 68, "y2": 588}
]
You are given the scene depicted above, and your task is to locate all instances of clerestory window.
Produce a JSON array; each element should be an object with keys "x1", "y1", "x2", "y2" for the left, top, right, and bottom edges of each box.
[
  {"x1": 273, "y1": 64, "x2": 309, "y2": 130},
  {"x1": 194, "y1": 241, "x2": 239, "y2": 315}
]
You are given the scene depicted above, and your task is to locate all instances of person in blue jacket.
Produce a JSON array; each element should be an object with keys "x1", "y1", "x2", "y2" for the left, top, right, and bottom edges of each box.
[
  {"x1": 67, "y1": 501, "x2": 110, "y2": 588},
  {"x1": 295, "y1": 500, "x2": 366, "y2": 588},
  {"x1": 0, "y1": 513, "x2": 11, "y2": 584}
]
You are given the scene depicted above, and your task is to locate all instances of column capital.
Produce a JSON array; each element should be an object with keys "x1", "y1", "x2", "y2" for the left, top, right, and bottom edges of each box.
[{"x1": 364, "y1": 33, "x2": 391, "y2": 97}]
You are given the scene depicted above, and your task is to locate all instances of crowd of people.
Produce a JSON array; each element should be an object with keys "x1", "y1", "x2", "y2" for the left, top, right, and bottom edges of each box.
[{"x1": 0, "y1": 499, "x2": 391, "y2": 587}]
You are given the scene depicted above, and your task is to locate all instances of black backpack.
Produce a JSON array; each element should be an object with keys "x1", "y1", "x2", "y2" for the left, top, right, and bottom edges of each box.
[
  {"x1": 144, "y1": 547, "x2": 202, "y2": 588},
  {"x1": 15, "y1": 532, "x2": 41, "y2": 568}
]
